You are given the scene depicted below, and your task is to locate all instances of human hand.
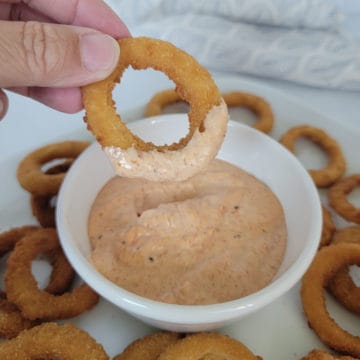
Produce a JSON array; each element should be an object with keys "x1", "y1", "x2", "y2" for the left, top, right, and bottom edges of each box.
[{"x1": 0, "y1": 0, "x2": 130, "y2": 119}]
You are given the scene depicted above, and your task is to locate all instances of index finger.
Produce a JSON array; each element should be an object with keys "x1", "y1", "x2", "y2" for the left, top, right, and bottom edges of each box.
[{"x1": 3, "y1": 0, "x2": 130, "y2": 38}]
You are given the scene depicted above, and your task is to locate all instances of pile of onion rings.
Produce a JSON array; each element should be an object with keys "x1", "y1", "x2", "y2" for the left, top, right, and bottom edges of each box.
[
  {"x1": 279, "y1": 125, "x2": 346, "y2": 188},
  {"x1": 2, "y1": 35, "x2": 359, "y2": 357},
  {"x1": 301, "y1": 242, "x2": 360, "y2": 357},
  {"x1": 82, "y1": 36, "x2": 222, "y2": 152},
  {"x1": 328, "y1": 174, "x2": 360, "y2": 224}
]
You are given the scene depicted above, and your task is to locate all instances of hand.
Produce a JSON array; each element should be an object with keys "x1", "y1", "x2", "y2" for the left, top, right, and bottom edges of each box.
[{"x1": 0, "y1": 0, "x2": 130, "y2": 119}]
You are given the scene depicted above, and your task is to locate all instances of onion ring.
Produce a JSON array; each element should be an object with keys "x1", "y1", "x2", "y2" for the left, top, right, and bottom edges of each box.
[
  {"x1": 82, "y1": 36, "x2": 222, "y2": 151},
  {"x1": 4, "y1": 228, "x2": 98, "y2": 321},
  {"x1": 157, "y1": 332, "x2": 260, "y2": 360},
  {"x1": 300, "y1": 242, "x2": 360, "y2": 357},
  {"x1": 328, "y1": 174, "x2": 360, "y2": 224},
  {"x1": 221, "y1": 91, "x2": 274, "y2": 133},
  {"x1": 0, "y1": 226, "x2": 42, "y2": 338},
  {"x1": 301, "y1": 349, "x2": 357, "y2": 360},
  {"x1": 327, "y1": 226, "x2": 360, "y2": 314},
  {"x1": 30, "y1": 160, "x2": 73, "y2": 227},
  {"x1": 0, "y1": 226, "x2": 74, "y2": 296},
  {"x1": 144, "y1": 89, "x2": 186, "y2": 117},
  {"x1": 0, "y1": 322, "x2": 109, "y2": 359},
  {"x1": 319, "y1": 206, "x2": 336, "y2": 248},
  {"x1": 17, "y1": 141, "x2": 89, "y2": 196},
  {"x1": 0, "y1": 226, "x2": 74, "y2": 338},
  {"x1": 279, "y1": 125, "x2": 346, "y2": 188},
  {"x1": 82, "y1": 37, "x2": 227, "y2": 182},
  {"x1": 114, "y1": 332, "x2": 183, "y2": 360}
]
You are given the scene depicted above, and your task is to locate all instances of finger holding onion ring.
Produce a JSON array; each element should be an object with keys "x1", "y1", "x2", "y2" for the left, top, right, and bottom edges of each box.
[{"x1": 81, "y1": 37, "x2": 229, "y2": 182}]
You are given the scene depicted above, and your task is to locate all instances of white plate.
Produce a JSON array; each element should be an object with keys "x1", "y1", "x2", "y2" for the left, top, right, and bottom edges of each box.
[{"x1": 0, "y1": 75, "x2": 359, "y2": 359}]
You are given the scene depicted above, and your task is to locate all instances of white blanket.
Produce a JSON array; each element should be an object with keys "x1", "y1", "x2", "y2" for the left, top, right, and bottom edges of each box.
[{"x1": 107, "y1": 0, "x2": 360, "y2": 91}]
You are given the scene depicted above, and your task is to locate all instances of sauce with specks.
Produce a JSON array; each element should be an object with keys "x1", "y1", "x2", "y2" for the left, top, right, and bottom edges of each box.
[{"x1": 88, "y1": 159, "x2": 287, "y2": 305}]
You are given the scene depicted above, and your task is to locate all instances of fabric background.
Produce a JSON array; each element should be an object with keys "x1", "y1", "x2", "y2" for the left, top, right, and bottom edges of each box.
[{"x1": 106, "y1": 0, "x2": 360, "y2": 91}]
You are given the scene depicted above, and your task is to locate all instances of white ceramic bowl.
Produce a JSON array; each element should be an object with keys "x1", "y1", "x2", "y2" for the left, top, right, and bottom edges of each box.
[{"x1": 56, "y1": 114, "x2": 322, "y2": 332}]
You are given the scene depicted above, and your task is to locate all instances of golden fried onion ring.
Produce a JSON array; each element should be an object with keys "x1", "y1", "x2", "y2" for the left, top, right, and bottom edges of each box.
[
  {"x1": 0, "y1": 322, "x2": 109, "y2": 359},
  {"x1": 279, "y1": 125, "x2": 346, "y2": 188},
  {"x1": 157, "y1": 332, "x2": 260, "y2": 360},
  {"x1": 301, "y1": 243, "x2": 360, "y2": 357},
  {"x1": 4, "y1": 228, "x2": 98, "y2": 321},
  {"x1": 329, "y1": 174, "x2": 360, "y2": 224},
  {"x1": 82, "y1": 36, "x2": 222, "y2": 151},
  {"x1": 328, "y1": 226, "x2": 360, "y2": 314},
  {"x1": 114, "y1": 332, "x2": 183, "y2": 360},
  {"x1": 0, "y1": 226, "x2": 74, "y2": 338},
  {"x1": 82, "y1": 37, "x2": 228, "y2": 182},
  {"x1": 17, "y1": 141, "x2": 89, "y2": 196},
  {"x1": 0, "y1": 226, "x2": 75, "y2": 297}
]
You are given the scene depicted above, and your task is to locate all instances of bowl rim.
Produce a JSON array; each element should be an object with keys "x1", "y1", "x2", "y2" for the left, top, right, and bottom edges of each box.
[{"x1": 56, "y1": 115, "x2": 322, "y2": 325}]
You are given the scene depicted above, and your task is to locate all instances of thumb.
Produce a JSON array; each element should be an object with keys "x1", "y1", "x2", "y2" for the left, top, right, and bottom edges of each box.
[{"x1": 0, "y1": 21, "x2": 120, "y2": 88}]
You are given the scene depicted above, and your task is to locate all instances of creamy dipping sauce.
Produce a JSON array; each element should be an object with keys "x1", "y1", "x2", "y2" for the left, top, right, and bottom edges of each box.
[
  {"x1": 88, "y1": 159, "x2": 287, "y2": 305},
  {"x1": 104, "y1": 100, "x2": 228, "y2": 182}
]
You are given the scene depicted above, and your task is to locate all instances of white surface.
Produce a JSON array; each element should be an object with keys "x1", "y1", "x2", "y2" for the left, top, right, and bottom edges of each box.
[
  {"x1": 56, "y1": 115, "x2": 322, "y2": 332},
  {"x1": 0, "y1": 73, "x2": 359, "y2": 358}
]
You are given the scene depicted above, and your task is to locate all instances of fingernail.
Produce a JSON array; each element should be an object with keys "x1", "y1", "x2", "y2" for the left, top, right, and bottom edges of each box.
[{"x1": 80, "y1": 33, "x2": 120, "y2": 73}]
